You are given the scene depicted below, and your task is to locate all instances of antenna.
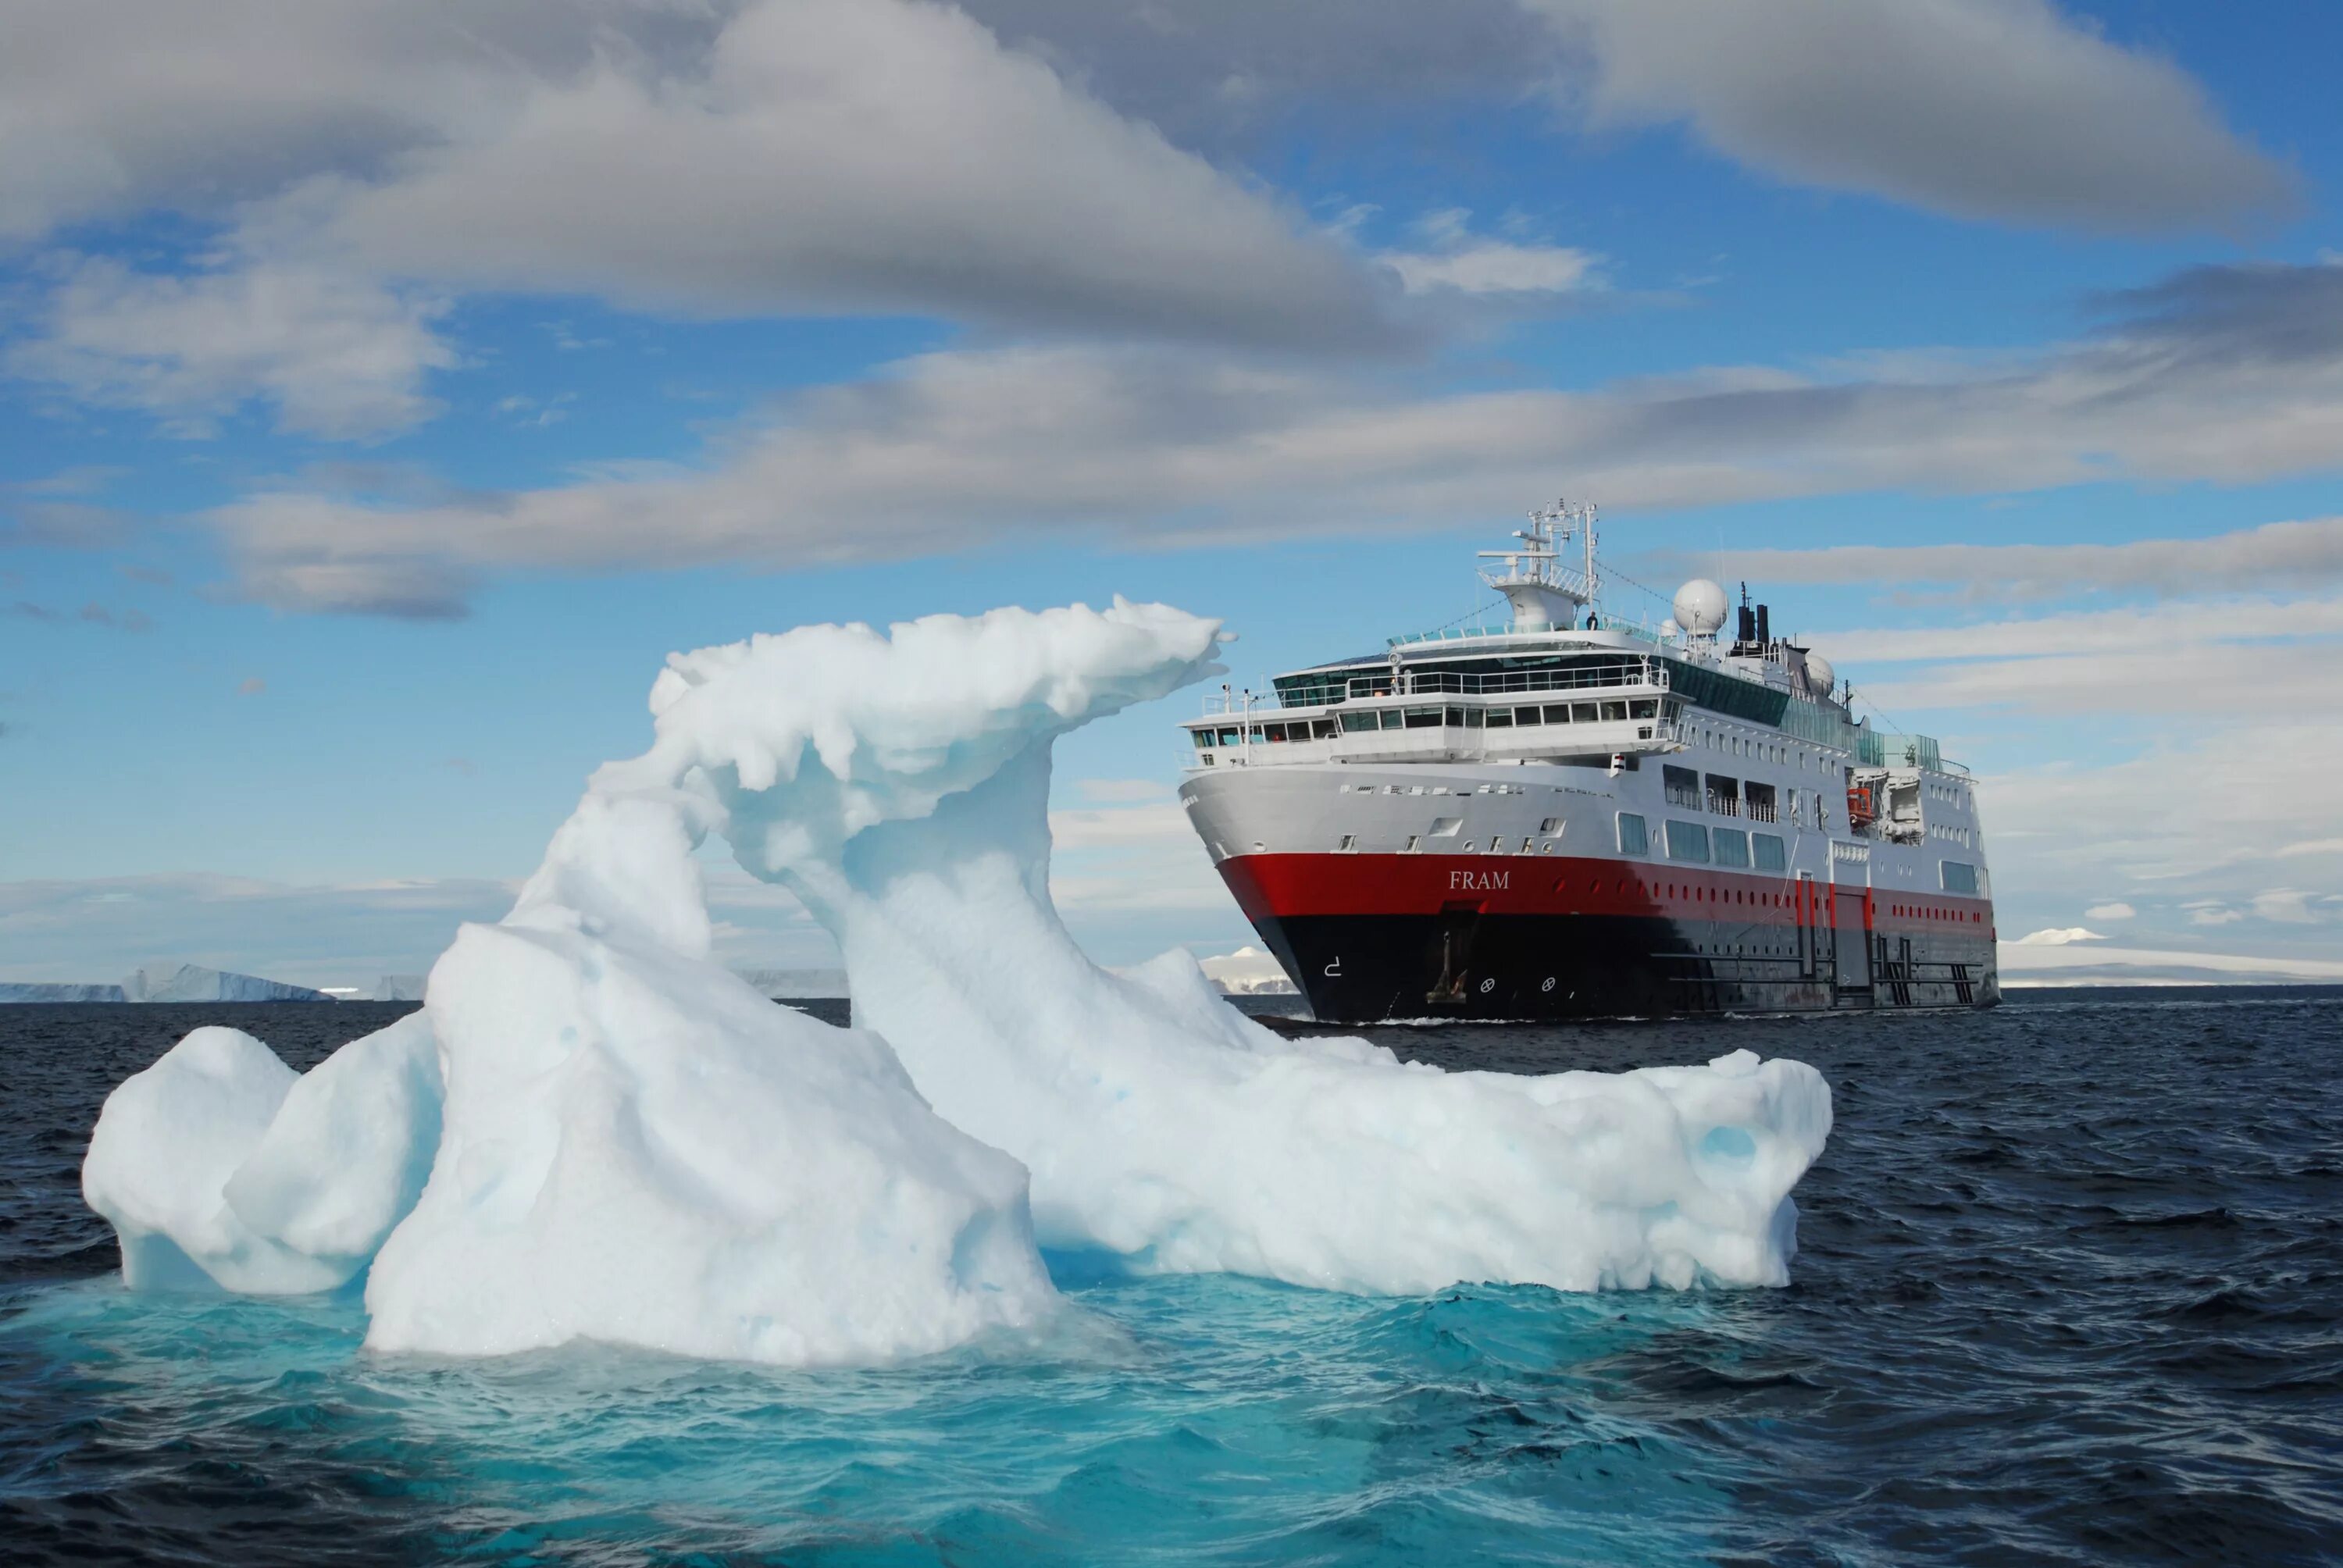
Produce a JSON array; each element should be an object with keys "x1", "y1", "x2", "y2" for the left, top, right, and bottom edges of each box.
[{"x1": 1478, "y1": 497, "x2": 1599, "y2": 632}]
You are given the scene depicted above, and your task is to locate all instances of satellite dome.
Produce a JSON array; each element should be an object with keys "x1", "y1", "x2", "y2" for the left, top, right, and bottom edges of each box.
[
  {"x1": 1671, "y1": 579, "x2": 1728, "y2": 636},
  {"x1": 1803, "y1": 653, "x2": 1836, "y2": 697}
]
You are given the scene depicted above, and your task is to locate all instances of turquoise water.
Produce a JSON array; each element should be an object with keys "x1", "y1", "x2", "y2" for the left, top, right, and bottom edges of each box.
[
  {"x1": 6, "y1": 1267, "x2": 1731, "y2": 1565},
  {"x1": 9, "y1": 994, "x2": 2342, "y2": 1563}
]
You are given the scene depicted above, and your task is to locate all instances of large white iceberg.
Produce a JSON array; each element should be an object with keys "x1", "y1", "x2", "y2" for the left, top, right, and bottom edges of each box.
[
  {"x1": 83, "y1": 598, "x2": 1832, "y2": 1367},
  {"x1": 650, "y1": 602, "x2": 1834, "y2": 1293},
  {"x1": 84, "y1": 726, "x2": 1056, "y2": 1364}
]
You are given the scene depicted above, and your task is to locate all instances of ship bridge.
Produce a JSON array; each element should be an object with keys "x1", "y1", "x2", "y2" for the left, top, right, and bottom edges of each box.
[{"x1": 1179, "y1": 500, "x2": 1968, "y2": 834}]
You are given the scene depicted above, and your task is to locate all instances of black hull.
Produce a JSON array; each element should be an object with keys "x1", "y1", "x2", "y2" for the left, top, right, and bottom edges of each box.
[{"x1": 1254, "y1": 911, "x2": 1999, "y2": 1024}]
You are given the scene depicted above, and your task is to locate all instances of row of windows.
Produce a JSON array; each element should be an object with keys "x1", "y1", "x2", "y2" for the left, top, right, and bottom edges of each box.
[
  {"x1": 1337, "y1": 699, "x2": 1660, "y2": 734},
  {"x1": 1891, "y1": 902, "x2": 1982, "y2": 924},
  {"x1": 1664, "y1": 819, "x2": 1789, "y2": 871}
]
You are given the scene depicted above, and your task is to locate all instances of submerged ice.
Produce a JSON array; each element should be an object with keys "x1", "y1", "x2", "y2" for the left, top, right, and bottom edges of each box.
[{"x1": 83, "y1": 598, "x2": 1831, "y2": 1363}]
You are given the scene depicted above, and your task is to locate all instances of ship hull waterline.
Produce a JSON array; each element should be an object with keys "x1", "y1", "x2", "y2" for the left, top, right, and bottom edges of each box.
[{"x1": 1216, "y1": 852, "x2": 1999, "y2": 1024}]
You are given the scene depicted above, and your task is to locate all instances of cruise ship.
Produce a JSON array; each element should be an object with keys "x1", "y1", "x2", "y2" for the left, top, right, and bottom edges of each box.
[{"x1": 1177, "y1": 501, "x2": 1997, "y2": 1021}]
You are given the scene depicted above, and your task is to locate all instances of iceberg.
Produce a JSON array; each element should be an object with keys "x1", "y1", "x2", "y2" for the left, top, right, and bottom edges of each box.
[
  {"x1": 85, "y1": 689, "x2": 1056, "y2": 1363},
  {"x1": 82, "y1": 1015, "x2": 442, "y2": 1293},
  {"x1": 0, "y1": 982, "x2": 128, "y2": 1003},
  {"x1": 81, "y1": 598, "x2": 1831, "y2": 1368},
  {"x1": 651, "y1": 602, "x2": 1834, "y2": 1293},
  {"x1": 121, "y1": 963, "x2": 330, "y2": 1003}
]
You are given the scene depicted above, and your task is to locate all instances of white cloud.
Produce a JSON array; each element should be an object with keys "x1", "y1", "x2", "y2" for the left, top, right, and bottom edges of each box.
[
  {"x1": 1828, "y1": 596, "x2": 2343, "y2": 719},
  {"x1": 192, "y1": 258, "x2": 2343, "y2": 615},
  {"x1": 1532, "y1": 0, "x2": 2291, "y2": 231},
  {"x1": 2083, "y1": 902, "x2": 2135, "y2": 920},
  {"x1": 967, "y1": 0, "x2": 2287, "y2": 233},
  {"x1": 7, "y1": 255, "x2": 455, "y2": 439},
  {"x1": 1697, "y1": 515, "x2": 2343, "y2": 604},
  {"x1": 2, "y1": 1, "x2": 1400, "y2": 353},
  {"x1": 2250, "y1": 889, "x2": 2333, "y2": 925},
  {"x1": 2189, "y1": 905, "x2": 2245, "y2": 926},
  {"x1": 1380, "y1": 210, "x2": 1601, "y2": 297},
  {"x1": 0, "y1": 871, "x2": 514, "y2": 989}
]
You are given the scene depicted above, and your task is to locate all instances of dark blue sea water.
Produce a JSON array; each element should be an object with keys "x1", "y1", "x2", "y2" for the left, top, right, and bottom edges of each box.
[{"x1": 3, "y1": 992, "x2": 2339, "y2": 1565}]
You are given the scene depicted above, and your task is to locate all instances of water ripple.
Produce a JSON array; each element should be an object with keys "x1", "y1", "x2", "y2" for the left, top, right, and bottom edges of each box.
[{"x1": 3, "y1": 993, "x2": 2340, "y2": 1564}]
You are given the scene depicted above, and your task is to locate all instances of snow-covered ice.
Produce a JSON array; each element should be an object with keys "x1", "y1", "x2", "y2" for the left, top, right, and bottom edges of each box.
[
  {"x1": 83, "y1": 1014, "x2": 439, "y2": 1293},
  {"x1": 83, "y1": 597, "x2": 1832, "y2": 1365},
  {"x1": 362, "y1": 782, "x2": 1054, "y2": 1364},
  {"x1": 662, "y1": 601, "x2": 1835, "y2": 1293}
]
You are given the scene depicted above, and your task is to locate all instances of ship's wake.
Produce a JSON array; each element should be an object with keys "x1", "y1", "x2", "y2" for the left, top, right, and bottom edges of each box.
[{"x1": 83, "y1": 601, "x2": 1831, "y2": 1365}]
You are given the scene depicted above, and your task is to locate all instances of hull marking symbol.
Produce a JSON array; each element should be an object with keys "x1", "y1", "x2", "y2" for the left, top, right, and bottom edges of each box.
[
  {"x1": 1478, "y1": 978, "x2": 1496, "y2": 994},
  {"x1": 1540, "y1": 976, "x2": 1556, "y2": 992},
  {"x1": 1449, "y1": 870, "x2": 1510, "y2": 892},
  {"x1": 1324, "y1": 957, "x2": 1342, "y2": 977}
]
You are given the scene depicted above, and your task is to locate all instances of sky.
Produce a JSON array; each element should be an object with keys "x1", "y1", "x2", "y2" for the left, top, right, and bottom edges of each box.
[{"x1": 5, "y1": 0, "x2": 2342, "y2": 989}]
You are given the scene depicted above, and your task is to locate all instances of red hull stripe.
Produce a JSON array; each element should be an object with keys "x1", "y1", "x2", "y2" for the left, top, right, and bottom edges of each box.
[{"x1": 1216, "y1": 852, "x2": 1994, "y2": 933}]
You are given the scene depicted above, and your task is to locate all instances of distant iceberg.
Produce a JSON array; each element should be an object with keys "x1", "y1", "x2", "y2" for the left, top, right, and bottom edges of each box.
[
  {"x1": 370, "y1": 975, "x2": 426, "y2": 1002},
  {"x1": 0, "y1": 982, "x2": 129, "y2": 1003},
  {"x1": 2, "y1": 965, "x2": 330, "y2": 1003},
  {"x1": 120, "y1": 964, "x2": 329, "y2": 1003}
]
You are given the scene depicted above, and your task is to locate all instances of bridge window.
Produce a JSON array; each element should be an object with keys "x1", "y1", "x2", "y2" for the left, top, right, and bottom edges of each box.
[
  {"x1": 1542, "y1": 704, "x2": 1571, "y2": 724},
  {"x1": 1190, "y1": 730, "x2": 1211, "y2": 750},
  {"x1": 1630, "y1": 699, "x2": 1657, "y2": 718},
  {"x1": 1485, "y1": 707, "x2": 1513, "y2": 729},
  {"x1": 1514, "y1": 705, "x2": 1542, "y2": 726},
  {"x1": 1446, "y1": 706, "x2": 1469, "y2": 727},
  {"x1": 1665, "y1": 820, "x2": 1712, "y2": 864},
  {"x1": 1572, "y1": 702, "x2": 1599, "y2": 723},
  {"x1": 1601, "y1": 700, "x2": 1628, "y2": 722},
  {"x1": 1403, "y1": 707, "x2": 1443, "y2": 729},
  {"x1": 1617, "y1": 813, "x2": 1650, "y2": 857}
]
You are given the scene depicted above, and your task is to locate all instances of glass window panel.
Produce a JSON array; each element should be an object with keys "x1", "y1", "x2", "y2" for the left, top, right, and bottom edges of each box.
[
  {"x1": 1617, "y1": 813, "x2": 1649, "y2": 857},
  {"x1": 1664, "y1": 820, "x2": 1711, "y2": 863}
]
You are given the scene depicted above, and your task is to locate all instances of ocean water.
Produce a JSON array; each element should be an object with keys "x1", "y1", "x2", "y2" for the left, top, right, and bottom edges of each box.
[{"x1": 2, "y1": 993, "x2": 2338, "y2": 1565}]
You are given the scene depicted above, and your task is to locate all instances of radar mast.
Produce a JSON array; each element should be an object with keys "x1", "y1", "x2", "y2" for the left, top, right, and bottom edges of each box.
[{"x1": 1478, "y1": 498, "x2": 1599, "y2": 633}]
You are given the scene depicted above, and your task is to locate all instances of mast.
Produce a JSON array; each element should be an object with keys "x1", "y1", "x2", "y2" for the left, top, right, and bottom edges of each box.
[{"x1": 1478, "y1": 497, "x2": 1599, "y2": 633}]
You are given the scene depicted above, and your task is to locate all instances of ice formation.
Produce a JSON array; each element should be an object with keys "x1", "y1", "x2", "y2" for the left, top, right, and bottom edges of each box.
[
  {"x1": 84, "y1": 597, "x2": 1832, "y2": 1367},
  {"x1": 658, "y1": 602, "x2": 1834, "y2": 1293},
  {"x1": 360, "y1": 783, "x2": 1052, "y2": 1364},
  {"x1": 82, "y1": 1014, "x2": 440, "y2": 1293}
]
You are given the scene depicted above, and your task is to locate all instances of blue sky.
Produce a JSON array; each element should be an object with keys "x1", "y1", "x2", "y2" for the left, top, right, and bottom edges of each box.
[{"x1": 5, "y1": 0, "x2": 2343, "y2": 987}]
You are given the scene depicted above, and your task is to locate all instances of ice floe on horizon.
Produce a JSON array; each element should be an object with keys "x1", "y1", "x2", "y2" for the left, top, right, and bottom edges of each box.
[{"x1": 82, "y1": 598, "x2": 1831, "y2": 1366}]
